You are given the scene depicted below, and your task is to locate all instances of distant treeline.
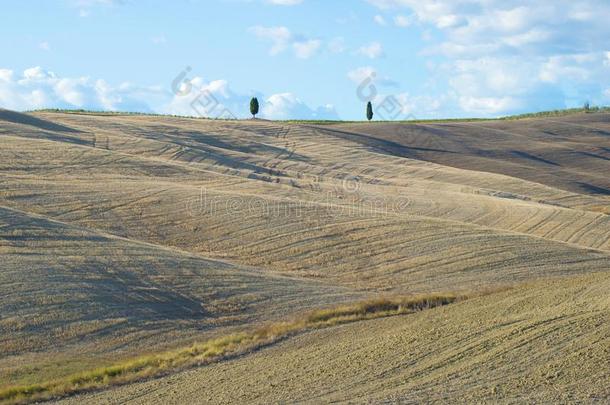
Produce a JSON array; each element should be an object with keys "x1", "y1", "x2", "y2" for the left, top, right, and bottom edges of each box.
[{"x1": 27, "y1": 106, "x2": 610, "y2": 124}]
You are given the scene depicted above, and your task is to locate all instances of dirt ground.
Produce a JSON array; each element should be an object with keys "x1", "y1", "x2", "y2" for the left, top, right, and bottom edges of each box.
[{"x1": 1, "y1": 110, "x2": 609, "y2": 402}]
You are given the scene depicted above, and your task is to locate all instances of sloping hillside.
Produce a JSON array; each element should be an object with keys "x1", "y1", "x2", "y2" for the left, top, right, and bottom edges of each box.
[
  {"x1": 60, "y1": 272, "x2": 610, "y2": 404},
  {"x1": 333, "y1": 114, "x2": 610, "y2": 199},
  {"x1": 0, "y1": 110, "x2": 608, "y2": 401}
]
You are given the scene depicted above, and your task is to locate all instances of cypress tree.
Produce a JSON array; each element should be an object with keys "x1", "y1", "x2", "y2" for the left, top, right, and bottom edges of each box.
[
  {"x1": 250, "y1": 97, "x2": 259, "y2": 119},
  {"x1": 366, "y1": 101, "x2": 373, "y2": 121}
]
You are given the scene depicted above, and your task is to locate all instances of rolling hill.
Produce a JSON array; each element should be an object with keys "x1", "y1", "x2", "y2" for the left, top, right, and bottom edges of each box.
[{"x1": 0, "y1": 109, "x2": 608, "y2": 403}]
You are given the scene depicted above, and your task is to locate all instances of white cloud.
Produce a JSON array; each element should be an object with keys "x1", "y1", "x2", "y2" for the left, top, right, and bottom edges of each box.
[
  {"x1": 441, "y1": 53, "x2": 606, "y2": 115},
  {"x1": 70, "y1": 0, "x2": 124, "y2": 17},
  {"x1": 250, "y1": 25, "x2": 321, "y2": 58},
  {"x1": 493, "y1": 6, "x2": 532, "y2": 31},
  {"x1": 265, "y1": 0, "x2": 303, "y2": 4},
  {"x1": 347, "y1": 66, "x2": 398, "y2": 88},
  {"x1": 22, "y1": 66, "x2": 54, "y2": 81},
  {"x1": 328, "y1": 37, "x2": 346, "y2": 53},
  {"x1": 450, "y1": 58, "x2": 535, "y2": 94},
  {"x1": 0, "y1": 66, "x2": 159, "y2": 112},
  {"x1": 358, "y1": 42, "x2": 384, "y2": 59},
  {"x1": 367, "y1": 0, "x2": 610, "y2": 116},
  {"x1": 167, "y1": 86, "x2": 338, "y2": 120},
  {"x1": 71, "y1": 0, "x2": 123, "y2": 5},
  {"x1": 385, "y1": 91, "x2": 457, "y2": 119},
  {"x1": 365, "y1": 0, "x2": 407, "y2": 10},
  {"x1": 445, "y1": 56, "x2": 543, "y2": 114},
  {"x1": 500, "y1": 28, "x2": 550, "y2": 47},
  {"x1": 434, "y1": 14, "x2": 461, "y2": 29},
  {"x1": 336, "y1": 11, "x2": 359, "y2": 25},
  {"x1": 249, "y1": 26, "x2": 292, "y2": 55},
  {"x1": 293, "y1": 39, "x2": 321, "y2": 59},
  {"x1": 394, "y1": 15, "x2": 411, "y2": 27},
  {"x1": 538, "y1": 53, "x2": 599, "y2": 83},
  {"x1": 0, "y1": 66, "x2": 339, "y2": 120},
  {"x1": 374, "y1": 15, "x2": 387, "y2": 26},
  {"x1": 151, "y1": 35, "x2": 167, "y2": 45},
  {"x1": 165, "y1": 78, "x2": 242, "y2": 118},
  {"x1": 367, "y1": 0, "x2": 464, "y2": 28},
  {"x1": 348, "y1": 66, "x2": 377, "y2": 84},
  {"x1": 0, "y1": 69, "x2": 13, "y2": 83},
  {"x1": 39, "y1": 41, "x2": 51, "y2": 51},
  {"x1": 94, "y1": 79, "x2": 120, "y2": 110},
  {"x1": 458, "y1": 95, "x2": 519, "y2": 114},
  {"x1": 54, "y1": 78, "x2": 89, "y2": 106},
  {"x1": 604, "y1": 51, "x2": 610, "y2": 67},
  {"x1": 568, "y1": 3, "x2": 595, "y2": 22},
  {"x1": 262, "y1": 93, "x2": 338, "y2": 120}
]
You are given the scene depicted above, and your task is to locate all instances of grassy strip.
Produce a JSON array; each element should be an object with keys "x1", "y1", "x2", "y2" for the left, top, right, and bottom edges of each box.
[
  {"x1": 499, "y1": 106, "x2": 610, "y2": 120},
  {"x1": 0, "y1": 293, "x2": 465, "y2": 404}
]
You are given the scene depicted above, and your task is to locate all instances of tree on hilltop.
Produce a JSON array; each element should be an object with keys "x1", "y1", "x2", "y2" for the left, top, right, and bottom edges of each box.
[
  {"x1": 250, "y1": 97, "x2": 259, "y2": 119},
  {"x1": 366, "y1": 101, "x2": 373, "y2": 121}
]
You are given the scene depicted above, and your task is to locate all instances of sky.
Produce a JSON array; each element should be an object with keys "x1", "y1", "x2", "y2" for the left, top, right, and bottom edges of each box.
[{"x1": 1, "y1": 0, "x2": 609, "y2": 120}]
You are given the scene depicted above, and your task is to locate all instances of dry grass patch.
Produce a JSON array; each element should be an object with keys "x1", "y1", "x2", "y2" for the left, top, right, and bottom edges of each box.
[
  {"x1": 0, "y1": 293, "x2": 469, "y2": 404},
  {"x1": 589, "y1": 205, "x2": 610, "y2": 215}
]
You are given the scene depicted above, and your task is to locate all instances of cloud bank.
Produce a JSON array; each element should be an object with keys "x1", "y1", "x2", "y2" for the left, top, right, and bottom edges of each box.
[
  {"x1": 367, "y1": 0, "x2": 610, "y2": 116},
  {"x1": 0, "y1": 66, "x2": 338, "y2": 120}
]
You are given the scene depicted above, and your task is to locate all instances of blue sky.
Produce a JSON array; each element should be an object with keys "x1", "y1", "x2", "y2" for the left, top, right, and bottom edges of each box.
[{"x1": 1, "y1": 0, "x2": 609, "y2": 120}]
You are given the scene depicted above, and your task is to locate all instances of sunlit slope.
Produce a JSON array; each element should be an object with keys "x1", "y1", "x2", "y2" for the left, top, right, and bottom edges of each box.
[
  {"x1": 59, "y1": 272, "x2": 610, "y2": 404},
  {"x1": 1, "y1": 112, "x2": 610, "y2": 293},
  {"x1": 1, "y1": 110, "x2": 610, "y2": 400}
]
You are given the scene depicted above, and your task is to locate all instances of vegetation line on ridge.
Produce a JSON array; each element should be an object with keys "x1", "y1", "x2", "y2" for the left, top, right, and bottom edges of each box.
[{"x1": 25, "y1": 106, "x2": 610, "y2": 123}]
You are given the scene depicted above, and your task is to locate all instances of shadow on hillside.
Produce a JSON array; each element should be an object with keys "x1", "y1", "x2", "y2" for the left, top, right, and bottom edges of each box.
[
  {"x1": 576, "y1": 182, "x2": 610, "y2": 196},
  {"x1": 0, "y1": 109, "x2": 81, "y2": 133},
  {"x1": 306, "y1": 125, "x2": 458, "y2": 159}
]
